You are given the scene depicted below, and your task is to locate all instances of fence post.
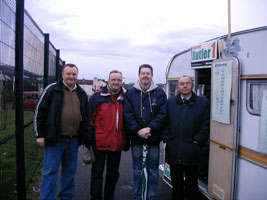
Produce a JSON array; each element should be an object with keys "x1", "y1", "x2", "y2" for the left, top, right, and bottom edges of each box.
[
  {"x1": 56, "y1": 49, "x2": 60, "y2": 81},
  {"x1": 44, "y1": 34, "x2": 49, "y2": 87},
  {"x1": 15, "y1": 0, "x2": 26, "y2": 199}
]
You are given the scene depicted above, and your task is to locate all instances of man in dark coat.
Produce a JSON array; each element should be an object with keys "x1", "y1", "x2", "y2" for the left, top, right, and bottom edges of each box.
[
  {"x1": 163, "y1": 75, "x2": 210, "y2": 200},
  {"x1": 34, "y1": 64, "x2": 90, "y2": 200},
  {"x1": 124, "y1": 64, "x2": 167, "y2": 200}
]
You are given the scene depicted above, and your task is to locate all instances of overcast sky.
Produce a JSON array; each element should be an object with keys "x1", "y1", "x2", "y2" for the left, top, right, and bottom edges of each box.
[{"x1": 25, "y1": 0, "x2": 267, "y2": 83}]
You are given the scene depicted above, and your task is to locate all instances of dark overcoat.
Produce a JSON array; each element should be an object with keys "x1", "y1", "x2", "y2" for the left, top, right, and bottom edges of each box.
[{"x1": 163, "y1": 92, "x2": 210, "y2": 165}]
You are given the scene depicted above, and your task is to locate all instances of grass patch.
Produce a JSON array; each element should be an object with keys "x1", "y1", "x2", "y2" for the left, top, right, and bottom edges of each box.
[
  {"x1": 0, "y1": 116, "x2": 43, "y2": 199},
  {"x1": 0, "y1": 138, "x2": 18, "y2": 199},
  {"x1": 0, "y1": 110, "x2": 34, "y2": 141},
  {"x1": 26, "y1": 164, "x2": 43, "y2": 200}
]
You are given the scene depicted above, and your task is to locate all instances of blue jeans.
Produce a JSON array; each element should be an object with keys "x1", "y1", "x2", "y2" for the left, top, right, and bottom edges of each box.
[
  {"x1": 131, "y1": 144, "x2": 159, "y2": 200},
  {"x1": 41, "y1": 137, "x2": 78, "y2": 200}
]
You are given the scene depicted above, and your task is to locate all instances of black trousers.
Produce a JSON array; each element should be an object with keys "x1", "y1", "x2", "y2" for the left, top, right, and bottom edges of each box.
[
  {"x1": 170, "y1": 164, "x2": 199, "y2": 200},
  {"x1": 90, "y1": 150, "x2": 122, "y2": 200}
]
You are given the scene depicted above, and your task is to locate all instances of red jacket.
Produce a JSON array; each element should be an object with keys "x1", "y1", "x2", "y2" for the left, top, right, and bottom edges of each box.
[{"x1": 88, "y1": 86, "x2": 125, "y2": 151}]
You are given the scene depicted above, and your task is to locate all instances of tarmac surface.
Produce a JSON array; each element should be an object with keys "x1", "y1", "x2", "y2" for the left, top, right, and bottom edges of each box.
[{"x1": 74, "y1": 143, "x2": 172, "y2": 200}]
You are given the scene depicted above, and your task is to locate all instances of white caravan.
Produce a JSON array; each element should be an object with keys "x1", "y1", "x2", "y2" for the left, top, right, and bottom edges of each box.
[{"x1": 163, "y1": 26, "x2": 267, "y2": 200}]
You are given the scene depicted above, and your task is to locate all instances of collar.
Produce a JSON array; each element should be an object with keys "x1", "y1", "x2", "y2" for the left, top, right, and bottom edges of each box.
[
  {"x1": 100, "y1": 85, "x2": 124, "y2": 100},
  {"x1": 63, "y1": 80, "x2": 77, "y2": 91},
  {"x1": 176, "y1": 92, "x2": 196, "y2": 105},
  {"x1": 134, "y1": 80, "x2": 157, "y2": 92},
  {"x1": 107, "y1": 85, "x2": 121, "y2": 96},
  {"x1": 181, "y1": 93, "x2": 192, "y2": 102}
]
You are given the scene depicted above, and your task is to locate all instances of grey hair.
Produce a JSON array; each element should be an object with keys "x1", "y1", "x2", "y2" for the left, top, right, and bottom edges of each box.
[
  {"x1": 109, "y1": 70, "x2": 122, "y2": 79},
  {"x1": 177, "y1": 75, "x2": 194, "y2": 84}
]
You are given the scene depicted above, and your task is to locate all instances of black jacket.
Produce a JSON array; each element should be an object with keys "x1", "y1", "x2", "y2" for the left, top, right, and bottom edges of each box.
[
  {"x1": 163, "y1": 92, "x2": 210, "y2": 165},
  {"x1": 34, "y1": 79, "x2": 90, "y2": 146}
]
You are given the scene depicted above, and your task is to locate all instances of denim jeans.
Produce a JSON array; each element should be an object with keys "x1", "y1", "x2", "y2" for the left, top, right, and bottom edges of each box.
[
  {"x1": 40, "y1": 137, "x2": 78, "y2": 200},
  {"x1": 131, "y1": 144, "x2": 159, "y2": 200},
  {"x1": 90, "y1": 150, "x2": 122, "y2": 200}
]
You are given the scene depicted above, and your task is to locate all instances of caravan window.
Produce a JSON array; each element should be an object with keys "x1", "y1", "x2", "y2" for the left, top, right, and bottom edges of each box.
[
  {"x1": 247, "y1": 80, "x2": 267, "y2": 115},
  {"x1": 168, "y1": 80, "x2": 178, "y2": 98}
]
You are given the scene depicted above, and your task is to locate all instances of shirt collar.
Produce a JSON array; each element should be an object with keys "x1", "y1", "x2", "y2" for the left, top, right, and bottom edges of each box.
[
  {"x1": 181, "y1": 93, "x2": 192, "y2": 101},
  {"x1": 63, "y1": 80, "x2": 77, "y2": 91}
]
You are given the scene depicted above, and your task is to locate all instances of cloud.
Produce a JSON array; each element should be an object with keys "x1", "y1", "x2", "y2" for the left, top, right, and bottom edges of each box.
[
  {"x1": 25, "y1": 0, "x2": 266, "y2": 83},
  {"x1": 43, "y1": 24, "x2": 228, "y2": 83}
]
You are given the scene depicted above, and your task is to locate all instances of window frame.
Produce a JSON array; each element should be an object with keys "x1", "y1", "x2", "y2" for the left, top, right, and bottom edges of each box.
[{"x1": 246, "y1": 79, "x2": 267, "y2": 116}]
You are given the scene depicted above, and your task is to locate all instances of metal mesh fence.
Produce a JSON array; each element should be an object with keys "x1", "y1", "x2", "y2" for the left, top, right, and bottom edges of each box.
[
  {"x1": 0, "y1": 136, "x2": 17, "y2": 199},
  {"x1": 0, "y1": 0, "x2": 16, "y2": 143},
  {"x1": 0, "y1": 0, "x2": 63, "y2": 198},
  {"x1": 0, "y1": 1, "x2": 19, "y2": 198},
  {"x1": 24, "y1": 123, "x2": 43, "y2": 188},
  {"x1": 24, "y1": 10, "x2": 44, "y2": 96},
  {"x1": 49, "y1": 42, "x2": 57, "y2": 84}
]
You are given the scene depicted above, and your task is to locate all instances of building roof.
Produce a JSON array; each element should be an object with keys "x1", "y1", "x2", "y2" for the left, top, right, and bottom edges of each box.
[{"x1": 77, "y1": 79, "x2": 93, "y2": 85}]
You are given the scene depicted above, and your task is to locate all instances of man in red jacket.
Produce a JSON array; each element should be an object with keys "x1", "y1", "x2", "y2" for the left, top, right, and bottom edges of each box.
[{"x1": 87, "y1": 70, "x2": 127, "y2": 200}]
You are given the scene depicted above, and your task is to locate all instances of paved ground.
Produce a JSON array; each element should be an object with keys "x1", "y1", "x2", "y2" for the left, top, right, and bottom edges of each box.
[{"x1": 74, "y1": 143, "x2": 172, "y2": 200}]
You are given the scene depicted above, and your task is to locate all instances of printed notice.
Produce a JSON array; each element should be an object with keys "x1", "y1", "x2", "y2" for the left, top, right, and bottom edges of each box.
[
  {"x1": 259, "y1": 90, "x2": 267, "y2": 154},
  {"x1": 211, "y1": 60, "x2": 232, "y2": 124}
]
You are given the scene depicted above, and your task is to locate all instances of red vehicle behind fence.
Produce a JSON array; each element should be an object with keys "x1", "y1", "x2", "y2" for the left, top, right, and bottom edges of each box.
[{"x1": 20, "y1": 91, "x2": 38, "y2": 110}]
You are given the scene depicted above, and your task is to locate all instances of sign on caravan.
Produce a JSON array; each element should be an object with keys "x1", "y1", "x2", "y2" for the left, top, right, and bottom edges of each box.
[{"x1": 191, "y1": 40, "x2": 217, "y2": 63}]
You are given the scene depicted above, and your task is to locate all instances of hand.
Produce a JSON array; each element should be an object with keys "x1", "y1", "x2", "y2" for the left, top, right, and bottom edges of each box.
[
  {"x1": 143, "y1": 132, "x2": 151, "y2": 139},
  {"x1": 137, "y1": 129, "x2": 145, "y2": 138},
  {"x1": 137, "y1": 127, "x2": 151, "y2": 139},
  {"x1": 36, "y1": 137, "x2": 45, "y2": 147},
  {"x1": 143, "y1": 127, "x2": 151, "y2": 139}
]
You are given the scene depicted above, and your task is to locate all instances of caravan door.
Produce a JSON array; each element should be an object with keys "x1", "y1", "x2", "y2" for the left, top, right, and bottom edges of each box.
[{"x1": 208, "y1": 57, "x2": 240, "y2": 200}]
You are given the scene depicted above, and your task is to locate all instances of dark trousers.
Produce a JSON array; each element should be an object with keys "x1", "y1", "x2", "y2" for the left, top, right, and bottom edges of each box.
[
  {"x1": 90, "y1": 150, "x2": 122, "y2": 200},
  {"x1": 170, "y1": 164, "x2": 199, "y2": 200}
]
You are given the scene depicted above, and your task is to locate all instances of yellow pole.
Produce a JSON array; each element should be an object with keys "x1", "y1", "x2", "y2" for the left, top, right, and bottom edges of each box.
[{"x1": 228, "y1": 0, "x2": 231, "y2": 39}]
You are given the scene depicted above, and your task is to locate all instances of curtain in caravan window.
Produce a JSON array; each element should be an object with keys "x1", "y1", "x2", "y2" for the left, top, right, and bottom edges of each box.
[{"x1": 249, "y1": 82, "x2": 267, "y2": 115}]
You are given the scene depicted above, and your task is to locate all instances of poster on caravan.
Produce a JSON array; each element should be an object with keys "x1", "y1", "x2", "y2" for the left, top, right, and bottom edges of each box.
[{"x1": 211, "y1": 60, "x2": 232, "y2": 124}]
